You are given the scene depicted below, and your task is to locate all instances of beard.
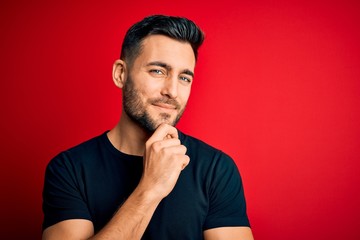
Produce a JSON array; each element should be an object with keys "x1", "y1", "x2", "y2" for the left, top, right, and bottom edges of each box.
[{"x1": 122, "y1": 75, "x2": 186, "y2": 133}]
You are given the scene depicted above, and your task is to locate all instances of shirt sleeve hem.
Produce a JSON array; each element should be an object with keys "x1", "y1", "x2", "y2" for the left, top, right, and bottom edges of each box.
[{"x1": 203, "y1": 218, "x2": 251, "y2": 231}]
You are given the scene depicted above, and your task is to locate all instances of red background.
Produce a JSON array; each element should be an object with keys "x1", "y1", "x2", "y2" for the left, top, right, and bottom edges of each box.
[{"x1": 1, "y1": 0, "x2": 360, "y2": 239}]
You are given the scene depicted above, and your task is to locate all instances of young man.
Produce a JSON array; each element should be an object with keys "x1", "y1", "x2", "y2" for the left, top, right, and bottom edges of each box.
[{"x1": 42, "y1": 15, "x2": 254, "y2": 240}]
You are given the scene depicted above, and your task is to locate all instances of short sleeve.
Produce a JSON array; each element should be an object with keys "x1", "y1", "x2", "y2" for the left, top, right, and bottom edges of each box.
[
  {"x1": 203, "y1": 152, "x2": 250, "y2": 230},
  {"x1": 42, "y1": 152, "x2": 91, "y2": 230}
]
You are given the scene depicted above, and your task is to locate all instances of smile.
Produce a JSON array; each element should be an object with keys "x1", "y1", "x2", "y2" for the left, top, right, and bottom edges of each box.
[{"x1": 152, "y1": 103, "x2": 177, "y2": 111}]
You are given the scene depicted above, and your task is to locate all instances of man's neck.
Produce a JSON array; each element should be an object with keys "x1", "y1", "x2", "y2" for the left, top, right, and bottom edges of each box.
[{"x1": 107, "y1": 112, "x2": 150, "y2": 156}]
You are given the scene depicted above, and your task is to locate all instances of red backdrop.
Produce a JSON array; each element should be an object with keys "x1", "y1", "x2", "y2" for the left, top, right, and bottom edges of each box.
[{"x1": 1, "y1": 0, "x2": 360, "y2": 239}]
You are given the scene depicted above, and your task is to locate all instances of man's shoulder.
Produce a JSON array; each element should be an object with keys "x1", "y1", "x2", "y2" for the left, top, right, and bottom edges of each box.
[
  {"x1": 178, "y1": 130, "x2": 232, "y2": 160},
  {"x1": 47, "y1": 131, "x2": 109, "y2": 167},
  {"x1": 178, "y1": 130, "x2": 214, "y2": 149},
  {"x1": 64, "y1": 131, "x2": 108, "y2": 154},
  {"x1": 178, "y1": 130, "x2": 239, "y2": 182}
]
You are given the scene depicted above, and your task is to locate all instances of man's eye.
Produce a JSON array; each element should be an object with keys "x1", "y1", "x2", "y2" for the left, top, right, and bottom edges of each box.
[
  {"x1": 150, "y1": 69, "x2": 164, "y2": 75},
  {"x1": 180, "y1": 76, "x2": 192, "y2": 83}
]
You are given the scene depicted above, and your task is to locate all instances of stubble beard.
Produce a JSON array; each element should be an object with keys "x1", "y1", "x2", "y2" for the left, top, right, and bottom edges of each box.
[{"x1": 122, "y1": 75, "x2": 186, "y2": 133}]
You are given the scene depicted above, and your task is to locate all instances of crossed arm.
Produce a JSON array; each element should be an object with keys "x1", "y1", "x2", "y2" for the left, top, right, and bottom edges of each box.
[
  {"x1": 42, "y1": 124, "x2": 254, "y2": 240},
  {"x1": 43, "y1": 222, "x2": 253, "y2": 240},
  {"x1": 43, "y1": 198, "x2": 253, "y2": 240}
]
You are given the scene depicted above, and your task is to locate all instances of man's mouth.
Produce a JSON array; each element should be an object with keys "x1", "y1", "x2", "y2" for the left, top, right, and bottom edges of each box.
[
  {"x1": 150, "y1": 98, "x2": 180, "y2": 111},
  {"x1": 152, "y1": 102, "x2": 177, "y2": 109}
]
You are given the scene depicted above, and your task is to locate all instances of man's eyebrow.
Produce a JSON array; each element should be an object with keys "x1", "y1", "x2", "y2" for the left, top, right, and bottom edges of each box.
[
  {"x1": 146, "y1": 61, "x2": 194, "y2": 77},
  {"x1": 146, "y1": 61, "x2": 171, "y2": 70},
  {"x1": 182, "y1": 69, "x2": 194, "y2": 78}
]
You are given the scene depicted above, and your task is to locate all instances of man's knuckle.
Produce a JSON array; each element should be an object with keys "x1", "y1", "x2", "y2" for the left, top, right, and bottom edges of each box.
[
  {"x1": 180, "y1": 145, "x2": 187, "y2": 153},
  {"x1": 151, "y1": 141, "x2": 162, "y2": 152}
]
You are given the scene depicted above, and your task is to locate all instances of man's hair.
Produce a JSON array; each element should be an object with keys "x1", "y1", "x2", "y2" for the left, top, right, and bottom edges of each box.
[{"x1": 120, "y1": 15, "x2": 205, "y2": 66}]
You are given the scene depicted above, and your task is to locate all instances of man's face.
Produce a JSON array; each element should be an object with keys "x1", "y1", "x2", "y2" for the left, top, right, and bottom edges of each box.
[{"x1": 122, "y1": 35, "x2": 196, "y2": 133}]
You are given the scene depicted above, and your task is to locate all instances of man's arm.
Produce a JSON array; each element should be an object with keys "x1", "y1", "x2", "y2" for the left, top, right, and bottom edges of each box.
[
  {"x1": 42, "y1": 185, "x2": 162, "y2": 240},
  {"x1": 42, "y1": 220, "x2": 94, "y2": 239},
  {"x1": 204, "y1": 227, "x2": 254, "y2": 240},
  {"x1": 43, "y1": 124, "x2": 189, "y2": 240}
]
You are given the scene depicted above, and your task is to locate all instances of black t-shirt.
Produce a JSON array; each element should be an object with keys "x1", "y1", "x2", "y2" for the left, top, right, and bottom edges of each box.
[{"x1": 42, "y1": 130, "x2": 250, "y2": 239}]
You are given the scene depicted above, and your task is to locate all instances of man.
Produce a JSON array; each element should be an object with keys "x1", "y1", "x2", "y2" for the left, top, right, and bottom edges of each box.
[{"x1": 42, "y1": 15, "x2": 254, "y2": 239}]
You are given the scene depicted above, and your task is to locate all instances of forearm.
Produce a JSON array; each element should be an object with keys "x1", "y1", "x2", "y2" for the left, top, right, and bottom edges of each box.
[{"x1": 90, "y1": 186, "x2": 161, "y2": 240}]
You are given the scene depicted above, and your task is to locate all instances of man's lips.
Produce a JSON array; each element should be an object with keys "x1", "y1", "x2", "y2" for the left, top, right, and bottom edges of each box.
[
  {"x1": 150, "y1": 98, "x2": 180, "y2": 110},
  {"x1": 152, "y1": 102, "x2": 177, "y2": 110}
]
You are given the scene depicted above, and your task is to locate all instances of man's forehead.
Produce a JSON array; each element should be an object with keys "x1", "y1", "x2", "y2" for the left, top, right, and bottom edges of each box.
[{"x1": 138, "y1": 35, "x2": 196, "y2": 70}]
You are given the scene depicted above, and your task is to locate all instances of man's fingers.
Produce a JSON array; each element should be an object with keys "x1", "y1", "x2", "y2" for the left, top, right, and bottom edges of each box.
[
  {"x1": 165, "y1": 144, "x2": 187, "y2": 155},
  {"x1": 149, "y1": 124, "x2": 178, "y2": 143},
  {"x1": 179, "y1": 154, "x2": 190, "y2": 170},
  {"x1": 150, "y1": 138, "x2": 182, "y2": 153},
  {"x1": 164, "y1": 134, "x2": 173, "y2": 140}
]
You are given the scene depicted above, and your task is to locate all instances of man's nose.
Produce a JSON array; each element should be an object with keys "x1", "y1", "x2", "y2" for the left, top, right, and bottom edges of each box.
[{"x1": 160, "y1": 75, "x2": 178, "y2": 99}]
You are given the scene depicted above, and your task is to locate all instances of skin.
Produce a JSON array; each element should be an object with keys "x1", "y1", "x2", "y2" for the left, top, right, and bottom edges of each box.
[{"x1": 42, "y1": 35, "x2": 254, "y2": 240}]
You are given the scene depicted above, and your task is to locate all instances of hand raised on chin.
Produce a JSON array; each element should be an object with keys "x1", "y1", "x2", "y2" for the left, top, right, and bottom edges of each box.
[{"x1": 140, "y1": 123, "x2": 190, "y2": 199}]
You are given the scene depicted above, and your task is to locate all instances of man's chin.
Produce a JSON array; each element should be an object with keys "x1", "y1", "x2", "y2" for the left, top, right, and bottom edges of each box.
[
  {"x1": 134, "y1": 118, "x2": 172, "y2": 134},
  {"x1": 152, "y1": 117, "x2": 180, "y2": 131},
  {"x1": 132, "y1": 111, "x2": 181, "y2": 133}
]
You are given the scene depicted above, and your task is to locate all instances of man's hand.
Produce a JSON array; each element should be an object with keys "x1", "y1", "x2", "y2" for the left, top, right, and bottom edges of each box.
[{"x1": 140, "y1": 123, "x2": 190, "y2": 199}]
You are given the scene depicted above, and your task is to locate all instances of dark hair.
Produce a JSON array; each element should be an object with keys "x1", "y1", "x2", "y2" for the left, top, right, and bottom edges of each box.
[{"x1": 120, "y1": 15, "x2": 205, "y2": 66}]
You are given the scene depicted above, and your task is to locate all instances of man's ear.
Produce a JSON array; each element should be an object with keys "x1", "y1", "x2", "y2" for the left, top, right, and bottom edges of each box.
[{"x1": 112, "y1": 59, "x2": 127, "y2": 88}]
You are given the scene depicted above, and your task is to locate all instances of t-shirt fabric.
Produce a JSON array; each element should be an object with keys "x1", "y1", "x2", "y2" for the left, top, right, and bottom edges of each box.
[{"x1": 42, "y1": 130, "x2": 250, "y2": 239}]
